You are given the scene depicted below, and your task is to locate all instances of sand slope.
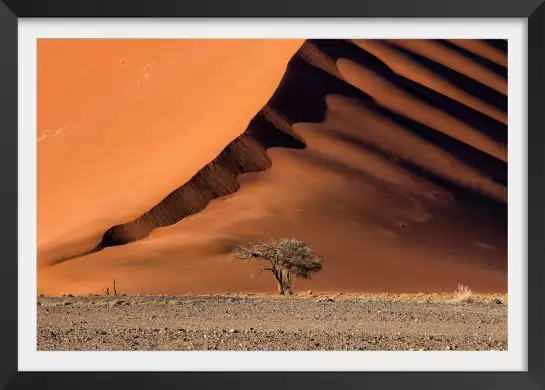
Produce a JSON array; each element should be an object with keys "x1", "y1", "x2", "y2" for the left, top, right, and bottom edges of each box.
[{"x1": 38, "y1": 39, "x2": 507, "y2": 295}]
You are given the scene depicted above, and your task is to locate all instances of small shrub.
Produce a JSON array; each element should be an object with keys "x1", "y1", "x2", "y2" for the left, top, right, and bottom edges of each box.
[
  {"x1": 230, "y1": 237, "x2": 323, "y2": 295},
  {"x1": 453, "y1": 284, "x2": 474, "y2": 303}
]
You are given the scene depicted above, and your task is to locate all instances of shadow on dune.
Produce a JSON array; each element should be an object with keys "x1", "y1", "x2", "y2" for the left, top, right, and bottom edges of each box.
[
  {"x1": 483, "y1": 39, "x2": 508, "y2": 53},
  {"x1": 375, "y1": 106, "x2": 507, "y2": 186},
  {"x1": 383, "y1": 41, "x2": 507, "y2": 113},
  {"x1": 310, "y1": 39, "x2": 507, "y2": 144},
  {"x1": 436, "y1": 40, "x2": 508, "y2": 79},
  {"x1": 266, "y1": 53, "x2": 374, "y2": 123},
  {"x1": 327, "y1": 128, "x2": 506, "y2": 210}
]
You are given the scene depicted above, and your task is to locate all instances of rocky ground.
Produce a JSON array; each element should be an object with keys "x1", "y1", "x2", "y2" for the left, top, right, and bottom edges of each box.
[{"x1": 37, "y1": 294, "x2": 507, "y2": 351}]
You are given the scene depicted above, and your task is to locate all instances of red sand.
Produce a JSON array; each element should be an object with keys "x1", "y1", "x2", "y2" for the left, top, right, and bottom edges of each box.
[{"x1": 37, "y1": 39, "x2": 507, "y2": 295}]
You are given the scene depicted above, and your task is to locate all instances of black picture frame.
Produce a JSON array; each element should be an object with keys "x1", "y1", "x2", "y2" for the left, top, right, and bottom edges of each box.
[{"x1": 0, "y1": 1, "x2": 542, "y2": 389}]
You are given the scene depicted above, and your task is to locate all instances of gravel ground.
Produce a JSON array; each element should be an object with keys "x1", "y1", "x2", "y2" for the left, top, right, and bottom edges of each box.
[{"x1": 37, "y1": 295, "x2": 507, "y2": 351}]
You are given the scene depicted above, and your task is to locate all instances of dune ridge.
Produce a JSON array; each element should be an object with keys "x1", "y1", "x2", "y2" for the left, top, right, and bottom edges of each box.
[{"x1": 97, "y1": 109, "x2": 305, "y2": 249}]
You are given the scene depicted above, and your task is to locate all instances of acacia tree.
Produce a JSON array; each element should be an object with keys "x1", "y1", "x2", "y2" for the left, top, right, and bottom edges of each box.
[{"x1": 231, "y1": 238, "x2": 323, "y2": 295}]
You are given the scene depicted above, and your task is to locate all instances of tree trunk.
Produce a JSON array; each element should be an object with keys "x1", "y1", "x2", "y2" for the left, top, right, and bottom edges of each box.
[
  {"x1": 285, "y1": 271, "x2": 293, "y2": 295},
  {"x1": 273, "y1": 270, "x2": 284, "y2": 295}
]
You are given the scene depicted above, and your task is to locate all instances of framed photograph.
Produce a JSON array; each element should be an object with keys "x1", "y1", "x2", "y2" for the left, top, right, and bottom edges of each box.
[{"x1": 1, "y1": 0, "x2": 543, "y2": 389}]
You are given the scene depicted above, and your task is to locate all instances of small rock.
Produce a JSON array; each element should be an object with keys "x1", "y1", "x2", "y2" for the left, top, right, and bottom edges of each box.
[
  {"x1": 229, "y1": 329, "x2": 239, "y2": 334},
  {"x1": 445, "y1": 345, "x2": 451, "y2": 350}
]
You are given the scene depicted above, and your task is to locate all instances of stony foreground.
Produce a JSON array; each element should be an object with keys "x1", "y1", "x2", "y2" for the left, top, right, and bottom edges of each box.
[{"x1": 37, "y1": 295, "x2": 507, "y2": 351}]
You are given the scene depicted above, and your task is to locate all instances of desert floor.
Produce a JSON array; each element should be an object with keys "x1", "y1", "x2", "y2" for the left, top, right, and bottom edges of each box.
[{"x1": 38, "y1": 293, "x2": 507, "y2": 351}]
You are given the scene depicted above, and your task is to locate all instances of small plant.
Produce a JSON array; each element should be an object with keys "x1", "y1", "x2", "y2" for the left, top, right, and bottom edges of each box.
[
  {"x1": 453, "y1": 284, "x2": 474, "y2": 303},
  {"x1": 230, "y1": 238, "x2": 323, "y2": 295}
]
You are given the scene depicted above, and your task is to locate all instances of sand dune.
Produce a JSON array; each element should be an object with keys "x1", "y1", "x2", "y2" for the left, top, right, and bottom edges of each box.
[
  {"x1": 37, "y1": 39, "x2": 304, "y2": 263},
  {"x1": 352, "y1": 40, "x2": 507, "y2": 124},
  {"x1": 387, "y1": 40, "x2": 507, "y2": 95},
  {"x1": 446, "y1": 39, "x2": 507, "y2": 67},
  {"x1": 38, "y1": 39, "x2": 507, "y2": 295}
]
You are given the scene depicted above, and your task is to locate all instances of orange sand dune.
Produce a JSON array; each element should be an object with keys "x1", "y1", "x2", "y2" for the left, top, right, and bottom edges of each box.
[
  {"x1": 352, "y1": 40, "x2": 507, "y2": 124},
  {"x1": 447, "y1": 39, "x2": 507, "y2": 67},
  {"x1": 38, "y1": 39, "x2": 507, "y2": 295},
  {"x1": 336, "y1": 59, "x2": 507, "y2": 162},
  {"x1": 38, "y1": 39, "x2": 304, "y2": 263},
  {"x1": 387, "y1": 39, "x2": 507, "y2": 95}
]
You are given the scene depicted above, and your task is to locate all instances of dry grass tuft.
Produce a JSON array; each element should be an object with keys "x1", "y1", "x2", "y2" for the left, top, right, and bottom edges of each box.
[{"x1": 452, "y1": 284, "x2": 474, "y2": 303}]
